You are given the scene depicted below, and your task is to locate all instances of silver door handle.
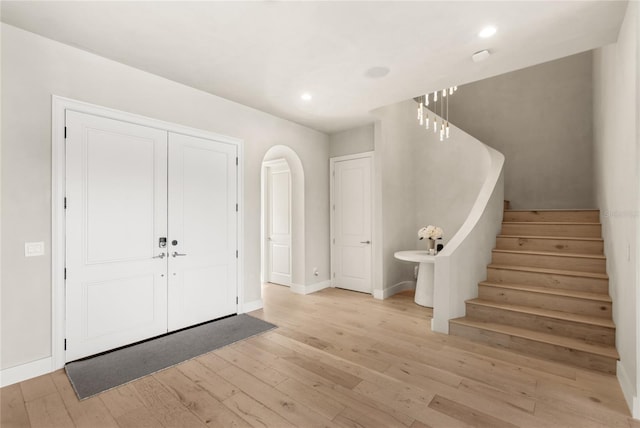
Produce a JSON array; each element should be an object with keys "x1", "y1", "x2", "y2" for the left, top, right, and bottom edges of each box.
[
  {"x1": 152, "y1": 253, "x2": 166, "y2": 259},
  {"x1": 172, "y1": 252, "x2": 187, "y2": 257},
  {"x1": 360, "y1": 241, "x2": 371, "y2": 244}
]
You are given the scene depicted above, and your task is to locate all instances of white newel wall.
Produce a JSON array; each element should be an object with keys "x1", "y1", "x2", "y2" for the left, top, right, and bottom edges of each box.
[{"x1": 432, "y1": 146, "x2": 504, "y2": 333}]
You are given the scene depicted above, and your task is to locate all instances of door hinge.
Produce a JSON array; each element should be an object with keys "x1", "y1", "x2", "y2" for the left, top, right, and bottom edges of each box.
[
  {"x1": 236, "y1": 296, "x2": 238, "y2": 304},
  {"x1": 332, "y1": 170, "x2": 335, "y2": 177},
  {"x1": 236, "y1": 203, "x2": 238, "y2": 212},
  {"x1": 64, "y1": 127, "x2": 67, "y2": 139},
  {"x1": 236, "y1": 157, "x2": 238, "y2": 166},
  {"x1": 333, "y1": 272, "x2": 336, "y2": 278},
  {"x1": 332, "y1": 238, "x2": 335, "y2": 244},
  {"x1": 236, "y1": 250, "x2": 238, "y2": 258},
  {"x1": 64, "y1": 268, "x2": 67, "y2": 280},
  {"x1": 64, "y1": 339, "x2": 67, "y2": 350},
  {"x1": 64, "y1": 197, "x2": 67, "y2": 209}
]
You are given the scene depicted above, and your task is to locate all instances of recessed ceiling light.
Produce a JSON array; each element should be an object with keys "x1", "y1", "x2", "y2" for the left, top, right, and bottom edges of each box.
[
  {"x1": 479, "y1": 26, "x2": 497, "y2": 38},
  {"x1": 300, "y1": 92, "x2": 312, "y2": 101}
]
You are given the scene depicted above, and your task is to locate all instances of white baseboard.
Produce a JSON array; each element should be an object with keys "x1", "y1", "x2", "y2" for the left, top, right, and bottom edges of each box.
[
  {"x1": 291, "y1": 280, "x2": 331, "y2": 295},
  {"x1": 0, "y1": 357, "x2": 53, "y2": 387},
  {"x1": 241, "y1": 299, "x2": 264, "y2": 313},
  {"x1": 373, "y1": 281, "x2": 416, "y2": 300},
  {"x1": 617, "y1": 360, "x2": 636, "y2": 416}
]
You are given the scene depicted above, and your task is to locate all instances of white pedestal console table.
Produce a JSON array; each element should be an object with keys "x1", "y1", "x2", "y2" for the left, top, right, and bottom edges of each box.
[{"x1": 394, "y1": 250, "x2": 436, "y2": 307}]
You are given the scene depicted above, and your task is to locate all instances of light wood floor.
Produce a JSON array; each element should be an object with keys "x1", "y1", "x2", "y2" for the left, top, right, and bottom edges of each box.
[{"x1": 2, "y1": 283, "x2": 638, "y2": 427}]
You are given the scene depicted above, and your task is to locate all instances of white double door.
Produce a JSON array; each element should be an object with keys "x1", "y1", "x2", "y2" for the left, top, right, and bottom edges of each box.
[{"x1": 65, "y1": 111, "x2": 237, "y2": 361}]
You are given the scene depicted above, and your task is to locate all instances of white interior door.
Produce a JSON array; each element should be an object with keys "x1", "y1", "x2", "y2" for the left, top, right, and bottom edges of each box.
[
  {"x1": 332, "y1": 155, "x2": 373, "y2": 294},
  {"x1": 167, "y1": 133, "x2": 238, "y2": 332},
  {"x1": 65, "y1": 111, "x2": 168, "y2": 361},
  {"x1": 266, "y1": 161, "x2": 292, "y2": 286}
]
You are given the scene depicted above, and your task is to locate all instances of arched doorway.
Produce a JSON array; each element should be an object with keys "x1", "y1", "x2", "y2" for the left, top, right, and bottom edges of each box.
[{"x1": 261, "y1": 146, "x2": 305, "y2": 291}]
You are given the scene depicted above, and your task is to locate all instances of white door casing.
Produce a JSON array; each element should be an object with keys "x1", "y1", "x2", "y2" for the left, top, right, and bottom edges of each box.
[
  {"x1": 65, "y1": 111, "x2": 169, "y2": 361},
  {"x1": 265, "y1": 160, "x2": 292, "y2": 286},
  {"x1": 331, "y1": 153, "x2": 373, "y2": 294},
  {"x1": 167, "y1": 133, "x2": 238, "y2": 331}
]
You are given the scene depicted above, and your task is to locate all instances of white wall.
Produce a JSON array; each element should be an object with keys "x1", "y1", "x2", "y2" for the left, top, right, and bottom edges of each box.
[
  {"x1": 448, "y1": 52, "x2": 595, "y2": 210},
  {"x1": 0, "y1": 23, "x2": 330, "y2": 371},
  {"x1": 592, "y1": 1, "x2": 639, "y2": 415},
  {"x1": 373, "y1": 100, "x2": 490, "y2": 292},
  {"x1": 328, "y1": 124, "x2": 374, "y2": 158}
]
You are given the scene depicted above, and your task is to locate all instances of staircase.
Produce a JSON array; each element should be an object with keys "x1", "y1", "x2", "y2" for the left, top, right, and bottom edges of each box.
[{"x1": 449, "y1": 208, "x2": 619, "y2": 374}]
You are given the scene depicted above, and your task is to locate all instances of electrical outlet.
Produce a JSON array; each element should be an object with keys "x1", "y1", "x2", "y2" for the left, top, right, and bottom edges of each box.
[{"x1": 25, "y1": 242, "x2": 45, "y2": 257}]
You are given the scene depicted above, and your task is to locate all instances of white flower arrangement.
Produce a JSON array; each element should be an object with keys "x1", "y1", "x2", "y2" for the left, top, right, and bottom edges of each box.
[{"x1": 418, "y1": 225, "x2": 443, "y2": 240}]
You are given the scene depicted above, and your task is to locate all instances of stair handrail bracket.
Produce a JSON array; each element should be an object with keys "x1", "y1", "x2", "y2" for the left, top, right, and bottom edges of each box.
[{"x1": 432, "y1": 144, "x2": 505, "y2": 334}]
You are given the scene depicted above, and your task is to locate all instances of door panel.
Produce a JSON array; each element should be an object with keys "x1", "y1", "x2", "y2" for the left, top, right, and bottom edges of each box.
[
  {"x1": 65, "y1": 111, "x2": 168, "y2": 361},
  {"x1": 168, "y1": 133, "x2": 237, "y2": 331},
  {"x1": 333, "y1": 156, "x2": 372, "y2": 293},
  {"x1": 267, "y1": 162, "x2": 292, "y2": 285}
]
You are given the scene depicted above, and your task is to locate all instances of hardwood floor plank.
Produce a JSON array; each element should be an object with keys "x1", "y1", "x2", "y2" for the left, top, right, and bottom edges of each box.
[
  {"x1": 50, "y1": 370, "x2": 119, "y2": 428},
  {"x1": 222, "y1": 390, "x2": 296, "y2": 428},
  {"x1": 333, "y1": 406, "x2": 403, "y2": 428},
  {"x1": 19, "y1": 375, "x2": 57, "y2": 403},
  {"x1": 1, "y1": 383, "x2": 31, "y2": 428},
  {"x1": 352, "y1": 380, "x2": 468, "y2": 428},
  {"x1": 217, "y1": 363, "x2": 335, "y2": 427},
  {"x1": 216, "y1": 344, "x2": 288, "y2": 387},
  {"x1": 176, "y1": 359, "x2": 241, "y2": 402},
  {"x1": 194, "y1": 352, "x2": 232, "y2": 373},
  {"x1": 234, "y1": 340, "x2": 414, "y2": 427},
  {"x1": 24, "y1": 393, "x2": 74, "y2": 428},
  {"x1": 256, "y1": 334, "x2": 363, "y2": 389},
  {"x1": 275, "y1": 377, "x2": 345, "y2": 420},
  {"x1": 131, "y1": 375, "x2": 207, "y2": 427},
  {"x1": 154, "y1": 366, "x2": 252, "y2": 427},
  {"x1": 428, "y1": 394, "x2": 518, "y2": 428},
  {"x1": 98, "y1": 384, "x2": 150, "y2": 419}
]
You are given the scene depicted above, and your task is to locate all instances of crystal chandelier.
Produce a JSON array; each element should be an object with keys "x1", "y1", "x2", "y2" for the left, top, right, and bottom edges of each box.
[{"x1": 416, "y1": 86, "x2": 457, "y2": 141}]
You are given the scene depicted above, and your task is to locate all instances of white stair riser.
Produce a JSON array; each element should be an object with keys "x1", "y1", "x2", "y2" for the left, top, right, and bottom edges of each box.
[
  {"x1": 449, "y1": 322, "x2": 616, "y2": 374},
  {"x1": 491, "y1": 252, "x2": 606, "y2": 273},
  {"x1": 465, "y1": 303, "x2": 615, "y2": 345},
  {"x1": 478, "y1": 285, "x2": 612, "y2": 318},
  {"x1": 487, "y1": 267, "x2": 608, "y2": 294},
  {"x1": 501, "y1": 223, "x2": 601, "y2": 238},
  {"x1": 503, "y1": 211, "x2": 600, "y2": 223},
  {"x1": 496, "y1": 236, "x2": 604, "y2": 255}
]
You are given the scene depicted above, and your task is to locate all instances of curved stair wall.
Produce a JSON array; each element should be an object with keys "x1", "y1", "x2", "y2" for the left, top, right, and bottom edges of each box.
[
  {"x1": 372, "y1": 100, "x2": 505, "y2": 302},
  {"x1": 432, "y1": 142, "x2": 505, "y2": 333}
]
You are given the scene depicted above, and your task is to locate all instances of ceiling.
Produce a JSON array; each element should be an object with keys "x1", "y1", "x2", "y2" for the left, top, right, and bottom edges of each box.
[{"x1": 0, "y1": 1, "x2": 628, "y2": 134}]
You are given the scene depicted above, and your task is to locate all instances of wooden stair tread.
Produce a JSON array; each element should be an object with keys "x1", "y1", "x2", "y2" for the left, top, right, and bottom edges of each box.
[
  {"x1": 498, "y1": 234, "x2": 603, "y2": 242},
  {"x1": 502, "y1": 221, "x2": 601, "y2": 225},
  {"x1": 504, "y1": 209, "x2": 599, "y2": 213},
  {"x1": 488, "y1": 264, "x2": 609, "y2": 279},
  {"x1": 479, "y1": 281, "x2": 612, "y2": 302},
  {"x1": 492, "y1": 249, "x2": 606, "y2": 259},
  {"x1": 466, "y1": 298, "x2": 616, "y2": 328},
  {"x1": 449, "y1": 317, "x2": 619, "y2": 359}
]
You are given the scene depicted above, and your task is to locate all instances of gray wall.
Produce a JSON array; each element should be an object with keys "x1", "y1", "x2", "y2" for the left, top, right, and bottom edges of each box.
[
  {"x1": 329, "y1": 124, "x2": 374, "y2": 158},
  {"x1": 593, "y1": 1, "x2": 639, "y2": 412},
  {"x1": 1, "y1": 23, "x2": 330, "y2": 370},
  {"x1": 447, "y1": 52, "x2": 594, "y2": 209}
]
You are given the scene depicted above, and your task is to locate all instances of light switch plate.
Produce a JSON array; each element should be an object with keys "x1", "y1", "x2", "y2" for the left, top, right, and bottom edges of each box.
[{"x1": 25, "y1": 241, "x2": 45, "y2": 257}]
